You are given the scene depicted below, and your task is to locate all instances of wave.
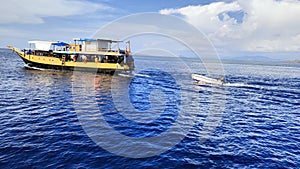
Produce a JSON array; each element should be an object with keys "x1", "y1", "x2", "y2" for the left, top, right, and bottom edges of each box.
[
  {"x1": 24, "y1": 64, "x2": 60, "y2": 72},
  {"x1": 24, "y1": 64, "x2": 47, "y2": 71},
  {"x1": 117, "y1": 72, "x2": 151, "y2": 78},
  {"x1": 224, "y1": 82, "x2": 260, "y2": 89},
  {"x1": 133, "y1": 72, "x2": 151, "y2": 78},
  {"x1": 224, "y1": 82, "x2": 300, "y2": 96}
]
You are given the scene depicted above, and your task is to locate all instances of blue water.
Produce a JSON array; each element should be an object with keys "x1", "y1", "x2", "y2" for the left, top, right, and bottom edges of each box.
[{"x1": 0, "y1": 49, "x2": 299, "y2": 168}]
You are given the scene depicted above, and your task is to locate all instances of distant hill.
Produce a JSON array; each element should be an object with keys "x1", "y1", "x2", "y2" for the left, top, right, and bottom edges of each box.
[
  {"x1": 289, "y1": 60, "x2": 300, "y2": 63},
  {"x1": 222, "y1": 56, "x2": 280, "y2": 62},
  {"x1": 0, "y1": 48, "x2": 9, "y2": 50}
]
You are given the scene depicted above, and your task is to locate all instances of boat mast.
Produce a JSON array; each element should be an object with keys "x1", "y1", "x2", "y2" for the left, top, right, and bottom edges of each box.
[{"x1": 126, "y1": 41, "x2": 131, "y2": 54}]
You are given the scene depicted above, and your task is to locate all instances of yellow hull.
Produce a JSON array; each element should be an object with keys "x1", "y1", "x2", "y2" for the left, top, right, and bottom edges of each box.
[{"x1": 8, "y1": 46, "x2": 130, "y2": 72}]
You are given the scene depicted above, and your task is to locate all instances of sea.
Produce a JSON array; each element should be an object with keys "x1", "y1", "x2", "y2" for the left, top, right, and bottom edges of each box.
[{"x1": 0, "y1": 48, "x2": 299, "y2": 168}]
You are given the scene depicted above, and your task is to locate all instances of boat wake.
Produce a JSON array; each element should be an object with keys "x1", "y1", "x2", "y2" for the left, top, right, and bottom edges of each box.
[
  {"x1": 193, "y1": 80, "x2": 263, "y2": 89},
  {"x1": 24, "y1": 64, "x2": 59, "y2": 72},
  {"x1": 223, "y1": 82, "x2": 258, "y2": 88},
  {"x1": 133, "y1": 73, "x2": 151, "y2": 78},
  {"x1": 117, "y1": 72, "x2": 133, "y2": 77},
  {"x1": 24, "y1": 64, "x2": 47, "y2": 71},
  {"x1": 117, "y1": 72, "x2": 151, "y2": 78}
]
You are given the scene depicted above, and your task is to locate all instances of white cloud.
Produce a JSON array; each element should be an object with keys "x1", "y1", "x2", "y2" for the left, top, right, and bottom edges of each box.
[
  {"x1": 160, "y1": 2, "x2": 241, "y2": 33},
  {"x1": 160, "y1": 0, "x2": 300, "y2": 55},
  {"x1": 0, "y1": 0, "x2": 112, "y2": 24}
]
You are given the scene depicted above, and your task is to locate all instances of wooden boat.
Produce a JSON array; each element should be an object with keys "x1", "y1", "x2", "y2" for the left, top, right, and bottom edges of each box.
[
  {"x1": 7, "y1": 38, "x2": 134, "y2": 74},
  {"x1": 192, "y1": 73, "x2": 225, "y2": 86}
]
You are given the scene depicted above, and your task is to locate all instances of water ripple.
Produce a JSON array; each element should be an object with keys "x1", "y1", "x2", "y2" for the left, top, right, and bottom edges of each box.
[{"x1": 0, "y1": 50, "x2": 300, "y2": 168}]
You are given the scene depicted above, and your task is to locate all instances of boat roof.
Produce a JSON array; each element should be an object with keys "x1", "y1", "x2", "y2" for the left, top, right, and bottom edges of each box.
[
  {"x1": 28, "y1": 41, "x2": 56, "y2": 51},
  {"x1": 72, "y1": 38, "x2": 122, "y2": 43},
  {"x1": 28, "y1": 40, "x2": 56, "y2": 44},
  {"x1": 28, "y1": 41, "x2": 69, "y2": 50},
  {"x1": 27, "y1": 38, "x2": 124, "y2": 51},
  {"x1": 52, "y1": 42, "x2": 69, "y2": 46},
  {"x1": 54, "y1": 50, "x2": 123, "y2": 56}
]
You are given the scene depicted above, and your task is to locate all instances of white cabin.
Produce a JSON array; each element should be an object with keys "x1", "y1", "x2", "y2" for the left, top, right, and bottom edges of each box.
[{"x1": 28, "y1": 41, "x2": 55, "y2": 51}]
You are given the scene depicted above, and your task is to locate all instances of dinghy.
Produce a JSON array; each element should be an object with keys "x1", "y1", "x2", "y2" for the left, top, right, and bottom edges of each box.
[{"x1": 192, "y1": 74, "x2": 225, "y2": 86}]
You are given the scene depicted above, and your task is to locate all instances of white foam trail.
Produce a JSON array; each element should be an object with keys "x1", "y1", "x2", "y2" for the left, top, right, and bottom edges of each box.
[
  {"x1": 24, "y1": 64, "x2": 46, "y2": 71},
  {"x1": 224, "y1": 83, "x2": 250, "y2": 87},
  {"x1": 24, "y1": 64, "x2": 59, "y2": 72},
  {"x1": 133, "y1": 73, "x2": 151, "y2": 78},
  {"x1": 224, "y1": 82, "x2": 262, "y2": 89},
  {"x1": 224, "y1": 82, "x2": 275, "y2": 90},
  {"x1": 118, "y1": 73, "x2": 134, "y2": 77},
  {"x1": 118, "y1": 72, "x2": 151, "y2": 78}
]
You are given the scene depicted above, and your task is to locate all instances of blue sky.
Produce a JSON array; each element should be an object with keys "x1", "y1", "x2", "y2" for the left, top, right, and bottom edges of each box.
[{"x1": 1, "y1": 0, "x2": 300, "y2": 60}]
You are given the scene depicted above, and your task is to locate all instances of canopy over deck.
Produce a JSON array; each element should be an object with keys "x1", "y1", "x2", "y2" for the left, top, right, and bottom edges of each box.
[
  {"x1": 28, "y1": 41, "x2": 56, "y2": 51},
  {"x1": 52, "y1": 42, "x2": 69, "y2": 47},
  {"x1": 72, "y1": 38, "x2": 122, "y2": 43},
  {"x1": 28, "y1": 41, "x2": 69, "y2": 51}
]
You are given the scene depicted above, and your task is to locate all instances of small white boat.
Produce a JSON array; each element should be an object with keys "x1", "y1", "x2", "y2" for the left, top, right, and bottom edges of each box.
[{"x1": 192, "y1": 74, "x2": 225, "y2": 86}]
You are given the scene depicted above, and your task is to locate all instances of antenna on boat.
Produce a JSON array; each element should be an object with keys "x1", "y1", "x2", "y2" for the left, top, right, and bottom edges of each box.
[
  {"x1": 126, "y1": 41, "x2": 131, "y2": 54},
  {"x1": 73, "y1": 38, "x2": 80, "y2": 52}
]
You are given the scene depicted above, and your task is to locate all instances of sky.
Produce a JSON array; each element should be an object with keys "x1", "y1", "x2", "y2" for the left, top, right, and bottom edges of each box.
[{"x1": 1, "y1": 0, "x2": 300, "y2": 60}]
